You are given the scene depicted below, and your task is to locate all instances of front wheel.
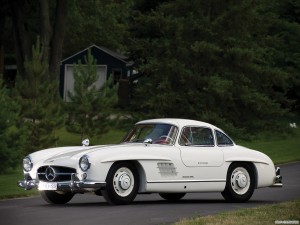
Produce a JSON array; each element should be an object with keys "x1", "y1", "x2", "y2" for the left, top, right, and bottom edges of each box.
[
  {"x1": 40, "y1": 191, "x2": 74, "y2": 204},
  {"x1": 159, "y1": 193, "x2": 186, "y2": 202},
  {"x1": 221, "y1": 163, "x2": 255, "y2": 202},
  {"x1": 101, "y1": 162, "x2": 139, "y2": 205}
]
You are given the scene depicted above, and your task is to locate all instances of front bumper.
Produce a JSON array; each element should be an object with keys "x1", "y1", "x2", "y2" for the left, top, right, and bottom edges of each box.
[
  {"x1": 17, "y1": 173, "x2": 106, "y2": 192},
  {"x1": 269, "y1": 166, "x2": 283, "y2": 187}
]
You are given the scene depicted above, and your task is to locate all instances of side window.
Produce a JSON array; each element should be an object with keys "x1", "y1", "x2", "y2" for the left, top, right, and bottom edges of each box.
[
  {"x1": 179, "y1": 126, "x2": 214, "y2": 146},
  {"x1": 216, "y1": 130, "x2": 233, "y2": 146}
]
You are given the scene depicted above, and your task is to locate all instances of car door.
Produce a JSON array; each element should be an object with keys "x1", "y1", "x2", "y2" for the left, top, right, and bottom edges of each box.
[{"x1": 179, "y1": 126, "x2": 224, "y2": 167}]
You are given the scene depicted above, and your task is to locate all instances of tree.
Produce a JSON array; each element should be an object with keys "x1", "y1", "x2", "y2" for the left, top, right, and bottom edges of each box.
[
  {"x1": 63, "y1": 0, "x2": 131, "y2": 57},
  {"x1": 65, "y1": 49, "x2": 118, "y2": 140},
  {"x1": 261, "y1": 0, "x2": 300, "y2": 113},
  {"x1": 128, "y1": 0, "x2": 296, "y2": 135},
  {"x1": 0, "y1": 79, "x2": 25, "y2": 173},
  {"x1": 17, "y1": 37, "x2": 64, "y2": 155}
]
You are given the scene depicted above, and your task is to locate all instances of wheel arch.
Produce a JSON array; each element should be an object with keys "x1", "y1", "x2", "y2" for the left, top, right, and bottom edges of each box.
[{"x1": 106, "y1": 160, "x2": 147, "y2": 193}]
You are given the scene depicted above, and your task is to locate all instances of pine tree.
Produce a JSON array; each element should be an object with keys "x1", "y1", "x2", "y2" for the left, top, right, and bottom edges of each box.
[
  {"x1": 17, "y1": 37, "x2": 64, "y2": 155},
  {"x1": 0, "y1": 80, "x2": 25, "y2": 173},
  {"x1": 65, "y1": 49, "x2": 118, "y2": 141}
]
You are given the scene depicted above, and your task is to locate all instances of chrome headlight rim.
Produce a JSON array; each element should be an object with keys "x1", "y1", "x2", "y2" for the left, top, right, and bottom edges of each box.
[
  {"x1": 23, "y1": 156, "x2": 33, "y2": 172},
  {"x1": 79, "y1": 155, "x2": 90, "y2": 172}
]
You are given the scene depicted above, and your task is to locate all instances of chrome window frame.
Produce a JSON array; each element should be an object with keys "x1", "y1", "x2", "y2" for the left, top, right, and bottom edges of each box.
[{"x1": 178, "y1": 126, "x2": 215, "y2": 147}]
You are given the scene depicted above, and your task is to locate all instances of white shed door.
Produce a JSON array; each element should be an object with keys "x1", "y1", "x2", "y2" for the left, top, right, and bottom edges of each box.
[{"x1": 64, "y1": 65, "x2": 107, "y2": 102}]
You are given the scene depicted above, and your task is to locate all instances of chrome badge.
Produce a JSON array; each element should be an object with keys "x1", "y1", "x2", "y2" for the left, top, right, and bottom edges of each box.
[{"x1": 45, "y1": 166, "x2": 56, "y2": 181}]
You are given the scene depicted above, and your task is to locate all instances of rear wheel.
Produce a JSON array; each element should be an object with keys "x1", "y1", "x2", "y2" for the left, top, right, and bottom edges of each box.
[
  {"x1": 221, "y1": 163, "x2": 255, "y2": 202},
  {"x1": 159, "y1": 193, "x2": 186, "y2": 202},
  {"x1": 101, "y1": 162, "x2": 139, "y2": 205},
  {"x1": 40, "y1": 191, "x2": 74, "y2": 204}
]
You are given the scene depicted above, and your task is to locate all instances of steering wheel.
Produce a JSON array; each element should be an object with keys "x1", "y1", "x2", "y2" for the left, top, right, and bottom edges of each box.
[{"x1": 154, "y1": 135, "x2": 173, "y2": 144}]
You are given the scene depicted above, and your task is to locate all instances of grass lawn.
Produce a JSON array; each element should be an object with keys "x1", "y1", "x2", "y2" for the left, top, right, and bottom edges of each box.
[
  {"x1": 174, "y1": 199, "x2": 300, "y2": 225},
  {"x1": 0, "y1": 169, "x2": 38, "y2": 199},
  {"x1": 236, "y1": 128, "x2": 300, "y2": 164}
]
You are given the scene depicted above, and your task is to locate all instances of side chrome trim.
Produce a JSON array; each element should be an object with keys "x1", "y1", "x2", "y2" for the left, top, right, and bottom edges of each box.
[{"x1": 147, "y1": 179, "x2": 226, "y2": 184}]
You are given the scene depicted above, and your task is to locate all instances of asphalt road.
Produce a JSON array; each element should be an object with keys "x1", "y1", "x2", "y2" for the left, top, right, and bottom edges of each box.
[{"x1": 1, "y1": 162, "x2": 299, "y2": 225}]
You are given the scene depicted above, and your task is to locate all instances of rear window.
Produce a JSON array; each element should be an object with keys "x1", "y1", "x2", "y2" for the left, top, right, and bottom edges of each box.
[{"x1": 215, "y1": 130, "x2": 234, "y2": 146}]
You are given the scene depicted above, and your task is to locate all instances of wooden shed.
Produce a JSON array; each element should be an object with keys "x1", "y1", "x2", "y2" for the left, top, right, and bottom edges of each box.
[{"x1": 59, "y1": 45, "x2": 133, "y2": 102}]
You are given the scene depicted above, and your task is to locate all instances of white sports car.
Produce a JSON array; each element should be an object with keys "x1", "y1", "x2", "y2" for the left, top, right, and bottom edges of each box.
[{"x1": 18, "y1": 118, "x2": 282, "y2": 205}]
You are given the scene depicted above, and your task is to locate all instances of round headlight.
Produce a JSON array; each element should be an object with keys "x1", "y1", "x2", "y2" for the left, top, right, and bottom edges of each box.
[
  {"x1": 23, "y1": 156, "x2": 33, "y2": 172},
  {"x1": 79, "y1": 155, "x2": 90, "y2": 171}
]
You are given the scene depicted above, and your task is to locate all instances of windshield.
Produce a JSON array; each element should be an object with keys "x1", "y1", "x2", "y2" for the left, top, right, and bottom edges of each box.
[{"x1": 122, "y1": 124, "x2": 178, "y2": 145}]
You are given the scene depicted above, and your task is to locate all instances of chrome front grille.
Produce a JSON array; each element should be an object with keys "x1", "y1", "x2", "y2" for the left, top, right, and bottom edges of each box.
[{"x1": 37, "y1": 166, "x2": 76, "y2": 182}]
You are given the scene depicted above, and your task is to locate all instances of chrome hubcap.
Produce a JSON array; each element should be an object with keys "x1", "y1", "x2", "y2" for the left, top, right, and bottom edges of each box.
[
  {"x1": 119, "y1": 174, "x2": 131, "y2": 190},
  {"x1": 236, "y1": 174, "x2": 247, "y2": 188},
  {"x1": 231, "y1": 167, "x2": 250, "y2": 195},
  {"x1": 113, "y1": 167, "x2": 134, "y2": 197}
]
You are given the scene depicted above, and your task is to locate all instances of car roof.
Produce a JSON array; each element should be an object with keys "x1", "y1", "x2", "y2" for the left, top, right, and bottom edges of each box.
[{"x1": 136, "y1": 118, "x2": 218, "y2": 129}]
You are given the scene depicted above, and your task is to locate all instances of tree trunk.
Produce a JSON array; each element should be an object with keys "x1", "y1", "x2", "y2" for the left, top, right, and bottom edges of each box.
[
  {"x1": 49, "y1": 0, "x2": 68, "y2": 81},
  {"x1": 0, "y1": 17, "x2": 4, "y2": 77},
  {"x1": 40, "y1": 0, "x2": 51, "y2": 78},
  {"x1": 9, "y1": 0, "x2": 31, "y2": 79}
]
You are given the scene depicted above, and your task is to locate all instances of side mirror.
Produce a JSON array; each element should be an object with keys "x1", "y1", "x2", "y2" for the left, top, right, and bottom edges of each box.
[
  {"x1": 82, "y1": 139, "x2": 90, "y2": 146},
  {"x1": 143, "y1": 138, "x2": 152, "y2": 144}
]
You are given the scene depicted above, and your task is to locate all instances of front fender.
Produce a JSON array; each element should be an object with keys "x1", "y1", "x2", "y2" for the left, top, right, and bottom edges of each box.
[{"x1": 100, "y1": 155, "x2": 171, "y2": 163}]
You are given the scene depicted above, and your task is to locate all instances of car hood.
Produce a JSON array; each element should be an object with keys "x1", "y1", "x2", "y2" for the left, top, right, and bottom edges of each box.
[
  {"x1": 29, "y1": 143, "x2": 173, "y2": 171},
  {"x1": 43, "y1": 146, "x2": 99, "y2": 163},
  {"x1": 31, "y1": 143, "x2": 145, "y2": 166},
  {"x1": 28, "y1": 144, "x2": 107, "y2": 166}
]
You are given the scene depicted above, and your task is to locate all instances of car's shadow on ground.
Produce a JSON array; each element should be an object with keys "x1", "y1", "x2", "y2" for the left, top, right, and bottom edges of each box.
[{"x1": 37, "y1": 198, "x2": 276, "y2": 208}]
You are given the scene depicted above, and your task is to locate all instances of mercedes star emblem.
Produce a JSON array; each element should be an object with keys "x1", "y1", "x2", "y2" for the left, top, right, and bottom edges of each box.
[{"x1": 45, "y1": 166, "x2": 56, "y2": 181}]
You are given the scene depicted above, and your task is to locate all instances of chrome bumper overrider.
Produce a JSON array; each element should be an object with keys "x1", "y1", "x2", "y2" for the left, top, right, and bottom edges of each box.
[
  {"x1": 270, "y1": 166, "x2": 283, "y2": 188},
  {"x1": 17, "y1": 173, "x2": 106, "y2": 192}
]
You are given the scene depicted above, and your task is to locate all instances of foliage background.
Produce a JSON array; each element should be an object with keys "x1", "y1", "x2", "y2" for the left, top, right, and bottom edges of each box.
[{"x1": 128, "y1": 0, "x2": 300, "y2": 136}]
